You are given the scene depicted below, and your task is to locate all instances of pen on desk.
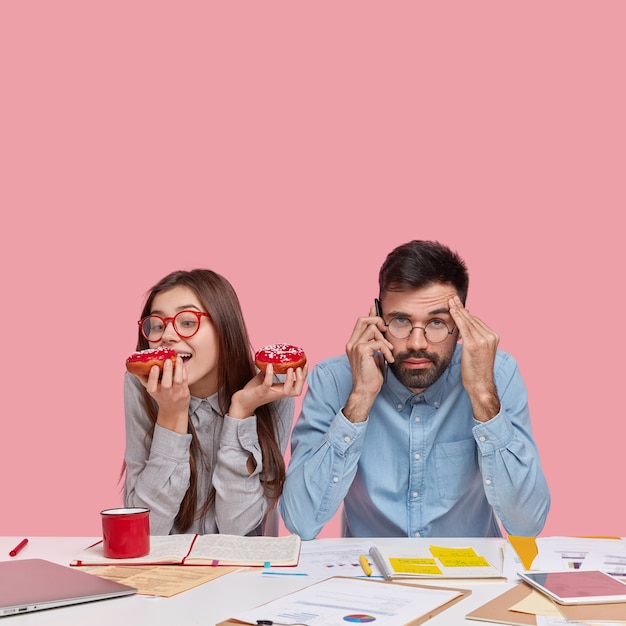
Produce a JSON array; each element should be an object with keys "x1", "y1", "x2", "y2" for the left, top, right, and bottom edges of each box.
[
  {"x1": 261, "y1": 571, "x2": 308, "y2": 576},
  {"x1": 369, "y1": 546, "x2": 391, "y2": 581},
  {"x1": 9, "y1": 538, "x2": 28, "y2": 557},
  {"x1": 256, "y1": 619, "x2": 306, "y2": 626},
  {"x1": 359, "y1": 554, "x2": 373, "y2": 577}
]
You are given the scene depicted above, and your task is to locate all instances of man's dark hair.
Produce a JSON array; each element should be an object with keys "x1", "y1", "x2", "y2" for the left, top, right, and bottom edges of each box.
[{"x1": 378, "y1": 240, "x2": 469, "y2": 304}]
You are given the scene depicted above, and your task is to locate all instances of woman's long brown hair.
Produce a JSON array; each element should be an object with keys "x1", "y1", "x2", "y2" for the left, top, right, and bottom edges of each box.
[{"x1": 129, "y1": 269, "x2": 285, "y2": 533}]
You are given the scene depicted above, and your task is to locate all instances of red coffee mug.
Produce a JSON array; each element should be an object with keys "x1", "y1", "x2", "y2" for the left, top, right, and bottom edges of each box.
[{"x1": 101, "y1": 507, "x2": 150, "y2": 559}]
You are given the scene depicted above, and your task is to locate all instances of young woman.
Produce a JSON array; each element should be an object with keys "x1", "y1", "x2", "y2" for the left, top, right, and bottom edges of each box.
[{"x1": 123, "y1": 269, "x2": 307, "y2": 536}]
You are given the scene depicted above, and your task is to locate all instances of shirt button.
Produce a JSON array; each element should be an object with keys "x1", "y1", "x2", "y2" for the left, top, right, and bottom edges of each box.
[
  {"x1": 414, "y1": 532, "x2": 421, "y2": 538},
  {"x1": 333, "y1": 476, "x2": 339, "y2": 483},
  {"x1": 479, "y1": 435, "x2": 486, "y2": 442},
  {"x1": 414, "y1": 453, "x2": 420, "y2": 460},
  {"x1": 412, "y1": 491, "x2": 418, "y2": 498},
  {"x1": 415, "y1": 416, "x2": 421, "y2": 422},
  {"x1": 485, "y1": 479, "x2": 492, "y2": 485},
  {"x1": 397, "y1": 403, "x2": 403, "y2": 410},
  {"x1": 433, "y1": 401, "x2": 439, "y2": 408},
  {"x1": 344, "y1": 436, "x2": 351, "y2": 443}
]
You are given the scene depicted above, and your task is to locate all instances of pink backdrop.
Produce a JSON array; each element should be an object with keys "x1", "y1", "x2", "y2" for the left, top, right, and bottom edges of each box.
[{"x1": 2, "y1": 2, "x2": 624, "y2": 538}]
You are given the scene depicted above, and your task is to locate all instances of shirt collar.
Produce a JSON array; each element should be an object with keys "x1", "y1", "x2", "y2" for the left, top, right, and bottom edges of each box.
[{"x1": 189, "y1": 391, "x2": 222, "y2": 415}]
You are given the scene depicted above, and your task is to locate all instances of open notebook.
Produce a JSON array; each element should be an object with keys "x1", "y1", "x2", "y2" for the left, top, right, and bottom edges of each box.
[{"x1": 0, "y1": 559, "x2": 136, "y2": 617}]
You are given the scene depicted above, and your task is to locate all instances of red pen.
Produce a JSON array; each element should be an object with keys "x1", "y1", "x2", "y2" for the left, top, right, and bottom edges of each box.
[{"x1": 9, "y1": 538, "x2": 28, "y2": 557}]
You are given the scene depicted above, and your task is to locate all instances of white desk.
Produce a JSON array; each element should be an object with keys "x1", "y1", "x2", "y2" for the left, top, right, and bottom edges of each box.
[{"x1": 1, "y1": 536, "x2": 516, "y2": 625}]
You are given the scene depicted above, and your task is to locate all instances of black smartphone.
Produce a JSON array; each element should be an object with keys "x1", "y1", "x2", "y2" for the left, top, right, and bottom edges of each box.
[
  {"x1": 374, "y1": 297, "x2": 382, "y2": 318},
  {"x1": 374, "y1": 298, "x2": 388, "y2": 381}
]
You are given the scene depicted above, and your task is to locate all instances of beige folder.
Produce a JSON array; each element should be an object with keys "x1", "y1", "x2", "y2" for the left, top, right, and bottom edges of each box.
[{"x1": 467, "y1": 582, "x2": 626, "y2": 625}]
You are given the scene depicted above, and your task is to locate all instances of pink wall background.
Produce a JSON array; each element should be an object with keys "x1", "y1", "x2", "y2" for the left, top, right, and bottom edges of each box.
[{"x1": 1, "y1": 2, "x2": 624, "y2": 538}]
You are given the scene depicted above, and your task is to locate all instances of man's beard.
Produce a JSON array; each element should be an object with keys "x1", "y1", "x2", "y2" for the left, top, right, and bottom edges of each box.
[{"x1": 388, "y1": 349, "x2": 452, "y2": 392}]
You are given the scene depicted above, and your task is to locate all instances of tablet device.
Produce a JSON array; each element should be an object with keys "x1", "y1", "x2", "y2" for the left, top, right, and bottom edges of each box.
[{"x1": 518, "y1": 570, "x2": 626, "y2": 605}]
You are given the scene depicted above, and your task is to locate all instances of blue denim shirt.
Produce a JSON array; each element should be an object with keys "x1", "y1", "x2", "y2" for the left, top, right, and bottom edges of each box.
[{"x1": 279, "y1": 345, "x2": 550, "y2": 540}]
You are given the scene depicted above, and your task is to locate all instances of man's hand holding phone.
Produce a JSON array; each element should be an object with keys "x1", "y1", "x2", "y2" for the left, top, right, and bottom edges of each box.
[{"x1": 343, "y1": 301, "x2": 394, "y2": 423}]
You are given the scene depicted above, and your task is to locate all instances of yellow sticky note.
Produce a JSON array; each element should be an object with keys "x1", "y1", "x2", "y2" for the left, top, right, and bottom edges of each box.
[
  {"x1": 429, "y1": 545, "x2": 478, "y2": 558},
  {"x1": 389, "y1": 558, "x2": 442, "y2": 575},
  {"x1": 438, "y1": 555, "x2": 491, "y2": 567}
]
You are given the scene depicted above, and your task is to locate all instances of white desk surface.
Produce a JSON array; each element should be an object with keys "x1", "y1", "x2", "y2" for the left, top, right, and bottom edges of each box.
[{"x1": 1, "y1": 535, "x2": 517, "y2": 625}]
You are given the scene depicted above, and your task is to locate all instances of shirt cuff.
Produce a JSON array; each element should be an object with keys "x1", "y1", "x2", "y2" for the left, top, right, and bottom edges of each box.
[
  {"x1": 473, "y1": 410, "x2": 515, "y2": 451},
  {"x1": 324, "y1": 409, "x2": 367, "y2": 453},
  {"x1": 150, "y1": 423, "x2": 192, "y2": 460},
  {"x1": 222, "y1": 413, "x2": 259, "y2": 449}
]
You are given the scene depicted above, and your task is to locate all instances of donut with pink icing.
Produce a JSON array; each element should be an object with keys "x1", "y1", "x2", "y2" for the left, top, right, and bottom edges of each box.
[
  {"x1": 126, "y1": 347, "x2": 178, "y2": 376},
  {"x1": 254, "y1": 344, "x2": 307, "y2": 374}
]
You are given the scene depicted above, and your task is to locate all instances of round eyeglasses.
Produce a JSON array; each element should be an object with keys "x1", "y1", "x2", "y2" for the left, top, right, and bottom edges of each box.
[
  {"x1": 138, "y1": 310, "x2": 210, "y2": 342},
  {"x1": 384, "y1": 317, "x2": 456, "y2": 343}
]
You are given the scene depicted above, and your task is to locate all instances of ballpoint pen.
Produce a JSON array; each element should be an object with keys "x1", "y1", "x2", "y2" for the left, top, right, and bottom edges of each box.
[
  {"x1": 256, "y1": 619, "x2": 306, "y2": 626},
  {"x1": 9, "y1": 538, "x2": 28, "y2": 557},
  {"x1": 261, "y1": 571, "x2": 308, "y2": 576}
]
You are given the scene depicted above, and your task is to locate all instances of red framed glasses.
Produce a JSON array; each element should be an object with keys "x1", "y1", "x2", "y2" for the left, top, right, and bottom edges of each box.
[{"x1": 138, "y1": 310, "x2": 210, "y2": 342}]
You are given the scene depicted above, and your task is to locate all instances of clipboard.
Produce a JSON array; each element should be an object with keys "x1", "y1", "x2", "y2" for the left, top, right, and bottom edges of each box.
[{"x1": 217, "y1": 576, "x2": 471, "y2": 626}]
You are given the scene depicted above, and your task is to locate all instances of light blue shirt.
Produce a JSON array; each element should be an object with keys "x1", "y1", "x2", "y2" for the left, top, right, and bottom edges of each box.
[{"x1": 279, "y1": 345, "x2": 550, "y2": 540}]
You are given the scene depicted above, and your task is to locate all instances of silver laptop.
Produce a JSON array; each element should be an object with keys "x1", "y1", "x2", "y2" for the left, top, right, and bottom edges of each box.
[{"x1": 0, "y1": 558, "x2": 136, "y2": 617}]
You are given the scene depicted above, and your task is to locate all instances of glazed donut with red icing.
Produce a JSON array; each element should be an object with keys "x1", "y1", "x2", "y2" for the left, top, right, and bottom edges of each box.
[
  {"x1": 126, "y1": 347, "x2": 178, "y2": 376},
  {"x1": 254, "y1": 344, "x2": 307, "y2": 375}
]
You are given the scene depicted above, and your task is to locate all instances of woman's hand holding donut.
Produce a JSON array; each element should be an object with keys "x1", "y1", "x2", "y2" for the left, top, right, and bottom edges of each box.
[
  {"x1": 228, "y1": 363, "x2": 308, "y2": 419},
  {"x1": 144, "y1": 356, "x2": 191, "y2": 434}
]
